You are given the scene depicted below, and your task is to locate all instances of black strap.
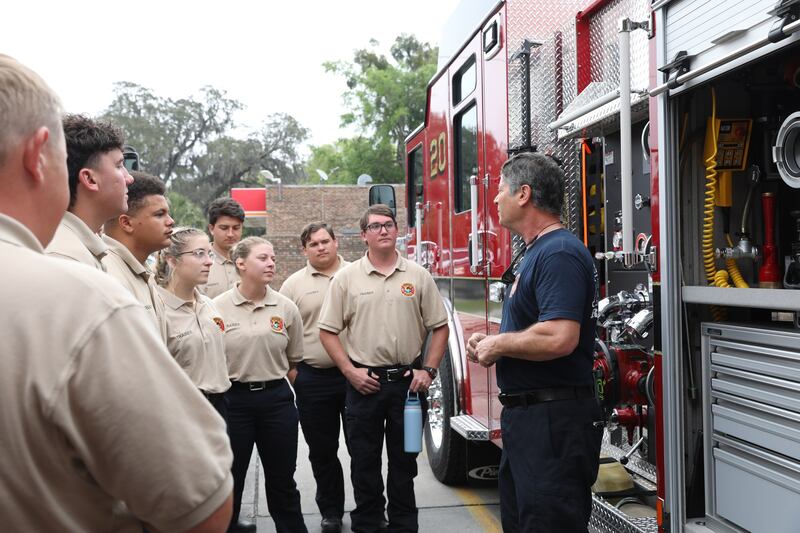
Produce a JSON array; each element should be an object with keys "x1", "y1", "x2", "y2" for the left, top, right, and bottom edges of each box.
[{"x1": 498, "y1": 386, "x2": 595, "y2": 408}]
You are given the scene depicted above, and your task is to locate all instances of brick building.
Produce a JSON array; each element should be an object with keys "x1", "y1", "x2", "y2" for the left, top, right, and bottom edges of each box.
[{"x1": 260, "y1": 184, "x2": 407, "y2": 288}]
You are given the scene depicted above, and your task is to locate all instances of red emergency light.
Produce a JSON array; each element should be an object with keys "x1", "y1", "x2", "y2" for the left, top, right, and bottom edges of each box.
[{"x1": 230, "y1": 187, "x2": 266, "y2": 218}]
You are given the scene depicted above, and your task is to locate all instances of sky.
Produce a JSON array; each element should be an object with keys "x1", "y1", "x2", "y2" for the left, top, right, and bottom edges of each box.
[{"x1": 2, "y1": 0, "x2": 461, "y2": 148}]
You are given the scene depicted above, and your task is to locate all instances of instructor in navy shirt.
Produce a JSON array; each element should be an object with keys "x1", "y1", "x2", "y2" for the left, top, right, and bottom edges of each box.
[{"x1": 466, "y1": 152, "x2": 601, "y2": 533}]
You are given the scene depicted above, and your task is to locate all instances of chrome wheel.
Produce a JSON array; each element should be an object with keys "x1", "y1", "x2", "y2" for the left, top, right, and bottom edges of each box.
[{"x1": 427, "y1": 374, "x2": 444, "y2": 449}]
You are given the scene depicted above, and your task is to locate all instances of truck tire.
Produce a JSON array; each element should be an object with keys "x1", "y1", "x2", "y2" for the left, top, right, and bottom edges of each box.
[{"x1": 425, "y1": 352, "x2": 467, "y2": 484}]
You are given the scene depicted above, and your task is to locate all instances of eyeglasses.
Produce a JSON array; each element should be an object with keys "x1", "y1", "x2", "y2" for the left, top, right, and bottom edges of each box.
[
  {"x1": 366, "y1": 221, "x2": 397, "y2": 233},
  {"x1": 179, "y1": 249, "x2": 216, "y2": 260},
  {"x1": 501, "y1": 247, "x2": 526, "y2": 285}
]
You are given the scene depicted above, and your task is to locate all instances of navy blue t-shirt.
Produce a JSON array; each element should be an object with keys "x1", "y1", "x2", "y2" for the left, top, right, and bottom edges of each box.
[{"x1": 496, "y1": 228, "x2": 598, "y2": 393}]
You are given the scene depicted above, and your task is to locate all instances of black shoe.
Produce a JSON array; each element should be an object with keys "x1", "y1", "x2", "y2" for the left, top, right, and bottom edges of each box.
[
  {"x1": 320, "y1": 517, "x2": 342, "y2": 533},
  {"x1": 229, "y1": 520, "x2": 257, "y2": 533},
  {"x1": 379, "y1": 518, "x2": 389, "y2": 531}
]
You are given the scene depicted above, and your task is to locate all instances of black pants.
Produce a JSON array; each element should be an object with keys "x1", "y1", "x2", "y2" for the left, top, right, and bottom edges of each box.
[
  {"x1": 226, "y1": 380, "x2": 307, "y2": 533},
  {"x1": 346, "y1": 379, "x2": 421, "y2": 533},
  {"x1": 499, "y1": 397, "x2": 602, "y2": 533},
  {"x1": 294, "y1": 362, "x2": 348, "y2": 520}
]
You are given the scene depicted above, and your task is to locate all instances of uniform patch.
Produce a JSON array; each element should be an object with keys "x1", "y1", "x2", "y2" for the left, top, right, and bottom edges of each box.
[
  {"x1": 270, "y1": 316, "x2": 285, "y2": 332},
  {"x1": 213, "y1": 317, "x2": 225, "y2": 332},
  {"x1": 400, "y1": 283, "x2": 415, "y2": 297}
]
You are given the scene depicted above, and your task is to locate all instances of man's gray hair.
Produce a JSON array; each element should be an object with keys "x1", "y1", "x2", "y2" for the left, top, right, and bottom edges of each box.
[
  {"x1": 500, "y1": 152, "x2": 565, "y2": 217},
  {"x1": 0, "y1": 54, "x2": 63, "y2": 166}
]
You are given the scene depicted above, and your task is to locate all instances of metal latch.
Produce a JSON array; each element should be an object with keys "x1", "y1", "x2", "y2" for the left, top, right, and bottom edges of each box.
[
  {"x1": 768, "y1": 0, "x2": 800, "y2": 43},
  {"x1": 658, "y1": 51, "x2": 691, "y2": 90}
]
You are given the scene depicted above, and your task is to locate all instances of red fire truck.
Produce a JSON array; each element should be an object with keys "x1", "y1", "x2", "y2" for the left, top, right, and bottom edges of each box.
[{"x1": 371, "y1": 0, "x2": 800, "y2": 531}]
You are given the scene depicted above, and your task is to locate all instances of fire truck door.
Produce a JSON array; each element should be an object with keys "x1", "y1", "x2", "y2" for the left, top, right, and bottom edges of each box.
[{"x1": 449, "y1": 34, "x2": 492, "y2": 427}]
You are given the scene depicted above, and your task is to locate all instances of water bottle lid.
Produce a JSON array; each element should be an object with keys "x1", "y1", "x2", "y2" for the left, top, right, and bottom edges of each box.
[{"x1": 406, "y1": 390, "x2": 420, "y2": 404}]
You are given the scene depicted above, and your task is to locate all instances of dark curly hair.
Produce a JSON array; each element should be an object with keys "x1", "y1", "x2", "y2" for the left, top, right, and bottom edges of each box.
[
  {"x1": 207, "y1": 197, "x2": 245, "y2": 225},
  {"x1": 126, "y1": 171, "x2": 166, "y2": 215},
  {"x1": 63, "y1": 114, "x2": 125, "y2": 208}
]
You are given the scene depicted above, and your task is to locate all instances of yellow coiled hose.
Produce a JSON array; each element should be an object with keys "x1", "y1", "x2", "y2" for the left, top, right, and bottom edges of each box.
[{"x1": 702, "y1": 89, "x2": 720, "y2": 286}]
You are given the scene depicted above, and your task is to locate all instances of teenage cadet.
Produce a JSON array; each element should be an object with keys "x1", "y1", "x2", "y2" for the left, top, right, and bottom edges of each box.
[
  {"x1": 279, "y1": 222, "x2": 349, "y2": 533},
  {"x1": 466, "y1": 153, "x2": 601, "y2": 532},
  {"x1": 319, "y1": 205, "x2": 449, "y2": 533},
  {"x1": 214, "y1": 237, "x2": 307, "y2": 533},
  {"x1": 45, "y1": 113, "x2": 133, "y2": 269},
  {"x1": 102, "y1": 170, "x2": 173, "y2": 342},
  {"x1": 0, "y1": 54, "x2": 233, "y2": 532},
  {"x1": 201, "y1": 197, "x2": 245, "y2": 298},
  {"x1": 157, "y1": 227, "x2": 231, "y2": 418}
]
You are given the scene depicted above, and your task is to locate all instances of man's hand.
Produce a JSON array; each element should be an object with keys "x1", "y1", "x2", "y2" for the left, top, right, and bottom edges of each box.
[
  {"x1": 466, "y1": 332, "x2": 487, "y2": 363},
  {"x1": 467, "y1": 333, "x2": 501, "y2": 368},
  {"x1": 409, "y1": 369, "x2": 432, "y2": 394},
  {"x1": 345, "y1": 367, "x2": 381, "y2": 395}
]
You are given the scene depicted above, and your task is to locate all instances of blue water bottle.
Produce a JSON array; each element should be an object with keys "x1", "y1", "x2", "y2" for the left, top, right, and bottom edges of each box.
[{"x1": 404, "y1": 391, "x2": 423, "y2": 453}]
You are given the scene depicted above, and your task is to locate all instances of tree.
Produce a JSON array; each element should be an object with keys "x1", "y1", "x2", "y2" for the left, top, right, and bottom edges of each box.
[
  {"x1": 101, "y1": 84, "x2": 309, "y2": 209},
  {"x1": 102, "y1": 82, "x2": 241, "y2": 184},
  {"x1": 324, "y1": 34, "x2": 438, "y2": 172},
  {"x1": 306, "y1": 136, "x2": 401, "y2": 184},
  {"x1": 166, "y1": 191, "x2": 206, "y2": 229},
  {"x1": 171, "y1": 113, "x2": 309, "y2": 209}
]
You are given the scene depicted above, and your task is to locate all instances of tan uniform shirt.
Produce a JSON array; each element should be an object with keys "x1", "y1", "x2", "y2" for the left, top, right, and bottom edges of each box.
[
  {"x1": 160, "y1": 287, "x2": 231, "y2": 394},
  {"x1": 213, "y1": 284, "x2": 303, "y2": 382},
  {"x1": 102, "y1": 235, "x2": 168, "y2": 343},
  {"x1": 0, "y1": 213, "x2": 232, "y2": 533},
  {"x1": 200, "y1": 249, "x2": 239, "y2": 299},
  {"x1": 280, "y1": 255, "x2": 349, "y2": 369},
  {"x1": 45, "y1": 210, "x2": 107, "y2": 270},
  {"x1": 319, "y1": 251, "x2": 448, "y2": 366}
]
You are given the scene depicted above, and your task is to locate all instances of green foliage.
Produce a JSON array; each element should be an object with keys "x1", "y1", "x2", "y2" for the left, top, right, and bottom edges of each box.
[
  {"x1": 306, "y1": 136, "x2": 402, "y2": 184},
  {"x1": 102, "y1": 84, "x2": 308, "y2": 210},
  {"x1": 166, "y1": 191, "x2": 206, "y2": 229},
  {"x1": 324, "y1": 34, "x2": 437, "y2": 173}
]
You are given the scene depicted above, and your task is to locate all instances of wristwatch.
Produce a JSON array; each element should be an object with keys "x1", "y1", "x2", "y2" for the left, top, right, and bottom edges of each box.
[{"x1": 423, "y1": 366, "x2": 438, "y2": 379}]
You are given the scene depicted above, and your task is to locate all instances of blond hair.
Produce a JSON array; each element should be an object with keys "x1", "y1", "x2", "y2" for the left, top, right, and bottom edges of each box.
[
  {"x1": 230, "y1": 236, "x2": 273, "y2": 274},
  {"x1": 155, "y1": 227, "x2": 207, "y2": 286},
  {"x1": 0, "y1": 54, "x2": 63, "y2": 166}
]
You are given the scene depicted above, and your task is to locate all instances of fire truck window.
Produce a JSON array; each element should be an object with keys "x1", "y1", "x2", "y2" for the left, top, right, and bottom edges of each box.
[
  {"x1": 407, "y1": 145, "x2": 424, "y2": 227},
  {"x1": 453, "y1": 57, "x2": 476, "y2": 105},
  {"x1": 455, "y1": 104, "x2": 478, "y2": 213}
]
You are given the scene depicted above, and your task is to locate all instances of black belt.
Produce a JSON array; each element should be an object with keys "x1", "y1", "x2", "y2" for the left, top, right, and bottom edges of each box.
[
  {"x1": 230, "y1": 379, "x2": 285, "y2": 392},
  {"x1": 298, "y1": 361, "x2": 343, "y2": 376},
  {"x1": 498, "y1": 386, "x2": 595, "y2": 408},
  {"x1": 352, "y1": 358, "x2": 421, "y2": 383},
  {"x1": 202, "y1": 391, "x2": 226, "y2": 401}
]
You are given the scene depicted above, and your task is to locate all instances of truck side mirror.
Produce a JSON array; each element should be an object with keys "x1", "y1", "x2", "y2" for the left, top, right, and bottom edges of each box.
[{"x1": 369, "y1": 184, "x2": 397, "y2": 217}]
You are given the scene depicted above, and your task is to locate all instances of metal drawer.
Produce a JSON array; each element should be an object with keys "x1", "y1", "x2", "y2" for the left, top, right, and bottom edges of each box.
[
  {"x1": 712, "y1": 398, "x2": 800, "y2": 462},
  {"x1": 713, "y1": 439, "x2": 800, "y2": 533}
]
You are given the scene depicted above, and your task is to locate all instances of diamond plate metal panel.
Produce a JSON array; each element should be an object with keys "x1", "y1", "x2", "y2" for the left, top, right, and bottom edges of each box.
[
  {"x1": 556, "y1": 0, "x2": 651, "y2": 138},
  {"x1": 590, "y1": 494, "x2": 659, "y2": 533},
  {"x1": 506, "y1": 0, "x2": 585, "y2": 233}
]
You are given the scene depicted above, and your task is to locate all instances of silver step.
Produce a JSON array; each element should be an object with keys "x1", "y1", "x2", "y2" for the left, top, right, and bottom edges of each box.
[
  {"x1": 590, "y1": 494, "x2": 658, "y2": 533},
  {"x1": 449, "y1": 414, "x2": 491, "y2": 440}
]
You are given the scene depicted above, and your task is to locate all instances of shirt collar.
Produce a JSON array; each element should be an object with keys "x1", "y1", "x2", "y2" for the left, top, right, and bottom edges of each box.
[
  {"x1": 306, "y1": 254, "x2": 346, "y2": 277},
  {"x1": 362, "y1": 250, "x2": 405, "y2": 275},
  {"x1": 0, "y1": 213, "x2": 44, "y2": 252},
  {"x1": 211, "y1": 245, "x2": 233, "y2": 265},
  {"x1": 61, "y1": 211, "x2": 108, "y2": 260},
  {"x1": 231, "y1": 283, "x2": 279, "y2": 307},
  {"x1": 102, "y1": 235, "x2": 149, "y2": 279}
]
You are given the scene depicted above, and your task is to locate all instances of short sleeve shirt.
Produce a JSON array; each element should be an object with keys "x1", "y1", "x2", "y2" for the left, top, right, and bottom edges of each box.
[
  {"x1": 213, "y1": 284, "x2": 303, "y2": 382},
  {"x1": 102, "y1": 235, "x2": 168, "y2": 343},
  {"x1": 159, "y1": 287, "x2": 231, "y2": 394},
  {"x1": 45, "y1": 211, "x2": 107, "y2": 270},
  {"x1": 200, "y1": 249, "x2": 239, "y2": 299},
  {"x1": 279, "y1": 256, "x2": 349, "y2": 369},
  {"x1": 318, "y1": 251, "x2": 448, "y2": 367},
  {"x1": 0, "y1": 213, "x2": 233, "y2": 533},
  {"x1": 497, "y1": 229, "x2": 599, "y2": 392}
]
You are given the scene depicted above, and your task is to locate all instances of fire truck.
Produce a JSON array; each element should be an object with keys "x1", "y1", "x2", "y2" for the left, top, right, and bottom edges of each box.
[{"x1": 370, "y1": 0, "x2": 800, "y2": 531}]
